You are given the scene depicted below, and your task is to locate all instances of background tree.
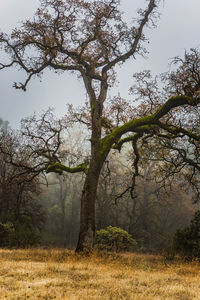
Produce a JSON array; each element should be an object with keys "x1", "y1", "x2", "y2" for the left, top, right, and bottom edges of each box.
[
  {"x1": 95, "y1": 156, "x2": 196, "y2": 252},
  {"x1": 174, "y1": 210, "x2": 200, "y2": 260},
  {"x1": 41, "y1": 172, "x2": 82, "y2": 248},
  {"x1": 0, "y1": 0, "x2": 200, "y2": 252},
  {"x1": 0, "y1": 127, "x2": 45, "y2": 247}
]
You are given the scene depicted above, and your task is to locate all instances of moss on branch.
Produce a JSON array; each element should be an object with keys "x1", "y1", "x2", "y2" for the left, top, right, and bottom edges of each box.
[
  {"x1": 99, "y1": 95, "x2": 199, "y2": 159},
  {"x1": 46, "y1": 162, "x2": 88, "y2": 175},
  {"x1": 152, "y1": 95, "x2": 192, "y2": 120},
  {"x1": 158, "y1": 122, "x2": 200, "y2": 141},
  {"x1": 112, "y1": 133, "x2": 143, "y2": 151}
]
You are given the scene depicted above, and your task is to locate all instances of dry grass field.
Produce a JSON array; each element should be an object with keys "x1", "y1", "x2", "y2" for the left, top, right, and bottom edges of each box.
[{"x1": 0, "y1": 248, "x2": 200, "y2": 299}]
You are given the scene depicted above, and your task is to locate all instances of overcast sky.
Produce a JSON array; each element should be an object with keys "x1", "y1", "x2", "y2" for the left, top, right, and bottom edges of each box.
[{"x1": 0, "y1": 0, "x2": 200, "y2": 128}]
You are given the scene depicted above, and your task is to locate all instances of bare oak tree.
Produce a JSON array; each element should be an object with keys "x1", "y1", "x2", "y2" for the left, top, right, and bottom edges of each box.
[{"x1": 0, "y1": 0, "x2": 200, "y2": 251}]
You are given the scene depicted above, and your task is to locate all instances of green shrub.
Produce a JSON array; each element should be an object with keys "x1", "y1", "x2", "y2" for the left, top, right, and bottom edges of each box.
[
  {"x1": 95, "y1": 226, "x2": 137, "y2": 252},
  {"x1": 173, "y1": 210, "x2": 200, "y2": 260}
]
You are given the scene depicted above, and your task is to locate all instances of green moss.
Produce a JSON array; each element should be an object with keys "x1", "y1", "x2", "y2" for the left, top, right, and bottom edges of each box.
[
  {"x1": 152, "y1": 95, "x2": 191, "y2": 120},
  {"x1": 77, "y1": 163, "x2": 89, "y2": 175},
  {"x1": 91, "y1": 101, "x2": 96, "y2": 115},
  {"x1": 159, "y1": 122, "x2": 200, "y2": 140},
  {"x1": 91, "y1": 102, "x2": 96, "y2": 110},
  {"x1": 99, "y1": 115, "x2": 155, "y2": 158},
  {"x1": 46, "y1": 162, "x2": 88, "y2": 175},
  {"x1": 99, "y1": 95, "x2": 198, "y2": 158},
  {"x1": 97, "y1": 94, "x2": 200, "y2": 164}
]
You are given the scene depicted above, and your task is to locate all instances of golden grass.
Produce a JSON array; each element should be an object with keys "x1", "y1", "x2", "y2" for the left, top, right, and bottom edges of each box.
[{"x1": 0, "y1": 248, "x2": 200, "y2": 299}]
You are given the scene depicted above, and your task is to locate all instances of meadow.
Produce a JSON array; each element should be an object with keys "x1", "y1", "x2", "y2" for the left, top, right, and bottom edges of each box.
[{"x1": 0, "y1": 248, "x2": 200, "y2": 299}]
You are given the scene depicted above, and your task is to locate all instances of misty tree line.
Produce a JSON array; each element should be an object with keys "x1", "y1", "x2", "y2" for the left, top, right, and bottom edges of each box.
[{"x1": 0, "y1": 118, "x2": 198, "y2": 252}]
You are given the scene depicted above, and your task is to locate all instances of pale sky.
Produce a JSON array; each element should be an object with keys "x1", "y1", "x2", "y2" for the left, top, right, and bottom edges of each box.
[{"x1": 0, "y1": 0, "x2": 200, "y2": 128}]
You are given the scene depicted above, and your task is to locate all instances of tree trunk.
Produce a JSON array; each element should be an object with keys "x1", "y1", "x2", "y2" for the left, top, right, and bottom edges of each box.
[
  {"x1": 76, "y1": 160, "x2": 101, "y2": 252},
  {"x1": 75, "y1": 99, "x2": 104, "y2": 252},
  {"x1": 75, "y1": 75, "x2": 108, "y2": 252}
]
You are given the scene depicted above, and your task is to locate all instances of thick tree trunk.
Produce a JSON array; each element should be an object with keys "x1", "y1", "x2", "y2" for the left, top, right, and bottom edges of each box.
[
  {"x1": 75, "y1": 101, "x2": 104, "y2": 252},
  {"x1": 75, "y1": 151, "x2": 102, "y2": 252},
  {"x1": 75, "y1": 75, "x2": 108, "y2": 252}
]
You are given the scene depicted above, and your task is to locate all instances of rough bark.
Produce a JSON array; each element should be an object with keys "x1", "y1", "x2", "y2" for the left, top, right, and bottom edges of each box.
[
  {"x1": 76, "y1": 162, "x2": 101, "y2": 252},
  {"x1": 76, "y1": 97, "x2": 105, "y2": 251}
]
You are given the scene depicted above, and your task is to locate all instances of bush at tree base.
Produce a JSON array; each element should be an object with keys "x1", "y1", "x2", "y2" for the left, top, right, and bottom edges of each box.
[
  {"x1": 95, "y1": 226, "x2": 137, "y2": 252},
  {"x1": 173, "y1": 210, "x2": 200, "y2": 260}
]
